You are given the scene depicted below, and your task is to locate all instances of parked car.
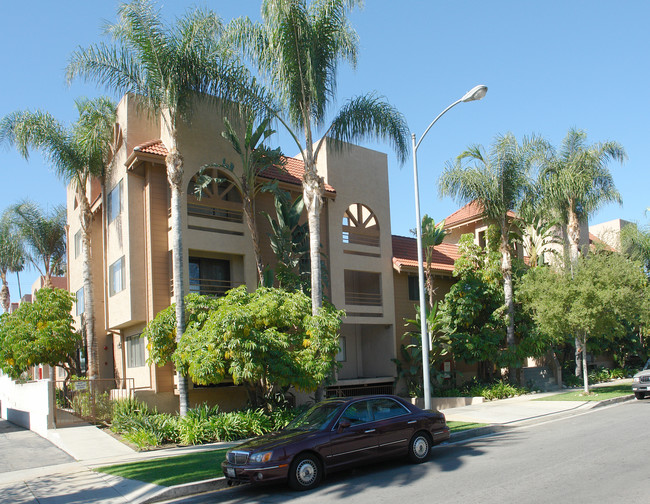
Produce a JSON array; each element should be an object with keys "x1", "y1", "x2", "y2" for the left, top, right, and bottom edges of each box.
[
  {"x1": 221, "y1": 394, "x2": 450, "y2": 490},
  {"x1": 632, "y1": 358, "x2": 650, "y2": 400}
]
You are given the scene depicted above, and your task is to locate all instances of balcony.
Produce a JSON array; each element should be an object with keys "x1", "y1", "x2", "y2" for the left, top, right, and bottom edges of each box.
[
  {"x1": 187, "y1": 202, "x2": 243, "y2": 224},
  {"x1": 344, "y1": 270, "x2": 382, "y2": 307},
  {"x1": 170, "y1": 277, "x2": 243, "y2": 298}
]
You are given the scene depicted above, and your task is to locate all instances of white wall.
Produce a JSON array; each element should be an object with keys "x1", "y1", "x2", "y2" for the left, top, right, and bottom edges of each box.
[{"x1": 0, "y1": 373, "x2": 54, "y2": 437}]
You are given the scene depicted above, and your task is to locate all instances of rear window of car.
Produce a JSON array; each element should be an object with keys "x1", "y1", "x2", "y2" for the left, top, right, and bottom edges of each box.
[{"x1": 371, "y1": 398, "x2": 410, "y2": 421}]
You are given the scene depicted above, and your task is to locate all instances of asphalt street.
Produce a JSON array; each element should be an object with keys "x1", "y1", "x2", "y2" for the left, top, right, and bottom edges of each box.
[{"x1": 168, "y1": 400, "x2": 649, "y2": 504}]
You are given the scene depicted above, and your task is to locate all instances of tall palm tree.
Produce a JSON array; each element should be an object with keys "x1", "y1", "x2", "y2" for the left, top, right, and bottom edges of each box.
[
  {"x1": 66, "y1": 0, "x2": 257, "y2": 415},
  {"x1": 0, "y1": 98, "x2": 116, "y2": 381},
  {"x1": 539, "y1": 128, "x2": 626, "y2": 382},
  {"x1": 229, "y1": 0, "x2": 410, "y2": 315},
  {"x1": 195, "y1": 114, "x2": 284, "y2": 284},
  {"x1": 540, "y1": 128, "x2": 626, "y2": 271},
  {"x1": 10, "y1": 201, "x2": 66, "y2": 289},
  {"x1": 439, "y1": 133, "x2": 541, "y2": 357},
  {"x1": 0, "y1": 209, "x2": 25, "y2": 313}
]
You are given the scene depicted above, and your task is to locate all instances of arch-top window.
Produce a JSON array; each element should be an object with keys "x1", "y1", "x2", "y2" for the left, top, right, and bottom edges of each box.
[
  {"x1": 187, "y1": 168, "x2": 243, "y2": 223},
  {"x1": 342, "y1": 203, "x2": 380, "y2": 247}
]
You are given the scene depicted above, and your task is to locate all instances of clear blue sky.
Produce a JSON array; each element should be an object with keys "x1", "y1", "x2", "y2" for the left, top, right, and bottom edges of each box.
[{"x1": 1, "y1": 1, "x2": 649, "y2": 301}]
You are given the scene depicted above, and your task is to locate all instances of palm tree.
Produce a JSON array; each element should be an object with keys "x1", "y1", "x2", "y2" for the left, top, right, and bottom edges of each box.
[
  {"x1": 0, "y1": 209, "x2": 25, "y2": 313},
  {"x1": 539, "y1": 128, "x2": 626, "y2": 383},
  {"x1": 66, "y1": 0, "x2": 257, "y2": 415},
  {"x1": 229, "y1": 0, "x2": 410, "y2": 315},
  {"x1": 439, "y1": 133, "x2": 542, "y2": 358},
  {"x1": 0, "y1": 98, "x2": 116, "y2": 381},
  {"x1": 195, "y1": 114, "x2": 284, "y2": 285},
  {"x1": 10, "y1": 201, "x2": 66, "y2": 288},
  {"x1": 621, "y1": 223, "x2": 650, "y2": 274},
  {"x1": 420, "y1": 215, "x2": 448, "y2": 311}
]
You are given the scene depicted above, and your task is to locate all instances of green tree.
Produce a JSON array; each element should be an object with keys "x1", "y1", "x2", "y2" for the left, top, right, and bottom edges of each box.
[
  {"x1": 229, "y1": 0, "x2": 409, "y2": 317},
  {"x1": 145, "y1": 286, "x2": 344, "y2": 409},
  {"x1": 420, "y1": 215, "x2": 448, "y2": 310},
  {"x1": 519, "y1": 250, "x2": 650, "y2": 393},
  {"x1": 0, "y1": 209, "x2": 25, "y2": 313},
  {"x1": 67, "y1": 0, "x2": 256, "y2": 414},
  {"x1": 439, "y1": 133, "x2": 542, "y2": 360},
  {"x1": 538, "y1": 128, "x2": 626, "y2": 378},
  {"x1": 195, "y1": 114, "x2": 284, "y2": 284},
  {"x1": 621, "y1": 221, "x2": 650, "y2": 275},
  {"x1": 0, "y1": 97, "x2": 116, "y2": 379},
  {"x1": 0, "y1": 288, "x2": 82, "y2": 380}
]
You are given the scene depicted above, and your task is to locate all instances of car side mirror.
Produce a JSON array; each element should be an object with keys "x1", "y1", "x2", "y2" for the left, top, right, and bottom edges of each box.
[{"x1": 337, "y1": 419, "x2": 351, "y2": 433}]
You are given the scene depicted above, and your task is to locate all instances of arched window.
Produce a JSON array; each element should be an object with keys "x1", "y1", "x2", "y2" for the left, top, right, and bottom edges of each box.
[
  {"x1": 342, "y1": 203, "x2": 380, "y2": 247},
  {"x1": 186, "y1": 168, "x2": 243, "y2": 223}
]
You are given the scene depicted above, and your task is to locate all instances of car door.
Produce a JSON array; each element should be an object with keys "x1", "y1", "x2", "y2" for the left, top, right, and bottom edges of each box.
[
  {"x1": 370, "y1": 398, "x2": 415, "y2": 457},
  {"x1": 326, "y1": 399, "x2": 379, "y2": 469}
]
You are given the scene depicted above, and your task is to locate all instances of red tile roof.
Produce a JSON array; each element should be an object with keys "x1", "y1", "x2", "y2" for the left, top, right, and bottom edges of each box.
[
  {"x1": 131, "y1": 140, "x2": 335, "y2": 194},
  {"x1": 444, "y1": 200, "x2": 516, "y2": 227},
  {"x1": 392, "y1": 235, "x2": 459, "y2": 273}
]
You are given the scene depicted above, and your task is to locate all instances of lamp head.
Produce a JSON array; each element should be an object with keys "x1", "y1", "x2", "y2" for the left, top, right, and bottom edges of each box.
[{"x1": 461, "y1": 85, "x2": 488, "y2": 102}]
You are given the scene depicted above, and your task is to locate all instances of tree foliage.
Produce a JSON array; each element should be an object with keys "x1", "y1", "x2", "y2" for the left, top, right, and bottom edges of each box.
[
  {"x1": 144, "y1": 286, "x2": 343, "y2": 408},
  {"x1": 519, "y1": 250, "x2": 650, "y2": 391},
  {"x1": 0, "y1": 288, "x2": 82, "y2": 379}
]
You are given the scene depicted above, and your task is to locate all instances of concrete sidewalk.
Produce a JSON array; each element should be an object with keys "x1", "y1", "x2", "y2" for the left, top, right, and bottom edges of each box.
[{"x1": 0, "y1": 380, "x2": 635, "y2": 504}]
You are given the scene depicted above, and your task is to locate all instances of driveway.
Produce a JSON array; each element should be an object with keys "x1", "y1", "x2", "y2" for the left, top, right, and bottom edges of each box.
[{"x1": 0, "y1": 418, "x2": 73, "y2": 473}]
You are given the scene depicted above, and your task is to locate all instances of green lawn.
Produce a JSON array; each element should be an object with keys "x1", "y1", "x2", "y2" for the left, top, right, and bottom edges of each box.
[
  {"x1": 96, "y1": 449, "x2": 227, "y2": 487},
  {"x1": 98, "y1": 421, "x2": 486, "y2": 487},
  {"x1": 533, "y1": 384, "x2": 632, "y2": 402},
  {"x1": 447, "y1": 421, "x2": 487, "y2": 432}
]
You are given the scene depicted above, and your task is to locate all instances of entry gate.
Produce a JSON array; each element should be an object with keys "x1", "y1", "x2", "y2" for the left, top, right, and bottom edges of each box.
[{"x1": 54, "y1": 378, "x2": 134, "y2": 427}]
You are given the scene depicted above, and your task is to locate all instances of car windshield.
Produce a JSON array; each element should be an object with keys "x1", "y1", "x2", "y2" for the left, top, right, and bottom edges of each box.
[
  {"x1": 645, "y1": 359, "x2": 650, "y2": 371},
  {"x1": 285, "y1": 402, "x2": 343, "y2": 431}
]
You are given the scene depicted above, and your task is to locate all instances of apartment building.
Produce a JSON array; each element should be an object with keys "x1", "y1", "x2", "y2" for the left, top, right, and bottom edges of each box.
[{"x1": 67, "y1": 94, "x2": 410, "y2": 411}]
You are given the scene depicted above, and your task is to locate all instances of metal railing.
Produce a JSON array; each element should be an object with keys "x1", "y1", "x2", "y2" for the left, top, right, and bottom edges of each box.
[
  {"x1": 344, "y1": 290, "x2": 382, "y2": 306},
  {"x1": 170, "y1": 278, "x2": 243, "y2": 298},
  {"x1": 187, "y1": 203, "x2": 243, "y2": 223},
  {"x1": 342, "y1": 230, "x2": 380, "y2": 247},
  {"x1": 54, "y1": 378, "x2": 134, "y2": 427},
  {"x1": 326, "y1": 382, "x2": 394, "y2": 398}
]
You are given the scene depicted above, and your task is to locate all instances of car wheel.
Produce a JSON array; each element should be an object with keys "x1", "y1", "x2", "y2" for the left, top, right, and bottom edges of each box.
[
  {"x1": 288, "y1": 453, "x2": 322, "y2": 491},
  {"x1": 408, "y1": 432, "x2": 431, "y2": 463},
  {"x1": 635, "y1": 392, "x2": 645, "y2": 400}
]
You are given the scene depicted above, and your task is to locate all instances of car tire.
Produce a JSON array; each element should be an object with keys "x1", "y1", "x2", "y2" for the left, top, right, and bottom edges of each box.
[
  {"x1": 635, "y1": 392, "x2": 646, "y2": 400},
  {"x1": 408, "y1": 431, "x2": 431, "y2": 463},
  {"x1": 288, "y1": 453, "x2": 322, "y2": 491}
]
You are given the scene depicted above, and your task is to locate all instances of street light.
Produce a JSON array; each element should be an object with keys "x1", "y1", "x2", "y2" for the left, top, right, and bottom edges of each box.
[{"x1": 412, "y1": 84, "x2": 487, "y2": 410}]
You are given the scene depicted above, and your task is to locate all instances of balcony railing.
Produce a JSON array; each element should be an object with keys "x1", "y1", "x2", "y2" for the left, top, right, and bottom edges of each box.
[
  {"x1": 170, "y1": 278, "x2": 243, "y2": 298},
  {"x1": 342, "y1": 230, "x2": 380, "y2": 247},
  {"x1": 344, "y1": 290, "x2": 382, "y2": 306},
  {"x1": 187, "y1": 203, "x2": 243, "y2": 223}
]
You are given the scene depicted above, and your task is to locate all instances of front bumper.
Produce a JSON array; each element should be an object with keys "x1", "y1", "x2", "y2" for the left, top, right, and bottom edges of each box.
[
  {"x1": 632, "y1": 383, "x2": 650, "y2": 393},
  {"x1": 221, "y1": 460, "x2": 289, "y2": 484}
]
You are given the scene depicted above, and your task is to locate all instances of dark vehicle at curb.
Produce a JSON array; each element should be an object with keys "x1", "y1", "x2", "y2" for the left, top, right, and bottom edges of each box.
[
  {"x1": 632, "y1": 358, "x2": 650, "y2": 400},
  {"x1": 221, "y1": 394, "x2": 450, "y2": 491}
]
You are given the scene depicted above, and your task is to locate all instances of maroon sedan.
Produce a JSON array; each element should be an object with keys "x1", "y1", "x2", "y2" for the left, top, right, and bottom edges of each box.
[{"x1": 221, "y1": 394, "x2": 450, "y2": 490}]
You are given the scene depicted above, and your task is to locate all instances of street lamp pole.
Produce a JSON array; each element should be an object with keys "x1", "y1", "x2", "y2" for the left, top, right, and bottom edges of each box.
[{"x1": 412, "y1": 84, "x2": 487, "y2": 410}]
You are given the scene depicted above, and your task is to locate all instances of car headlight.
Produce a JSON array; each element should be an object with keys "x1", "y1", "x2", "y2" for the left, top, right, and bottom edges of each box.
[
  {"x1": 633, "y1": 377, "x2": 640, "y2": 383},
  {"x1": 250, "y1": 451, "x2": 273, "y2": 463}
]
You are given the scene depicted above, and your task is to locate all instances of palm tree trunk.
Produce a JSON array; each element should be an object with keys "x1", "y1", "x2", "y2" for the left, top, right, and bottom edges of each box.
[
  {"x1": 167, "y1": 145, "x2": 190, "y2": 416},
  {"x1": 78, "y1": 189, "x2": 98, "y2": 380},
  {"x1": 303, "y1": 168, "x2": 324, "y2": 315},
  {"x1": 0, "y1": 270, "x2": 9, "y2": 313},
  {"x1": 501, "y1": 233, "x2": 515, "y2": 348},
  {"x1": 581, "y1": 334, "x2": 589, "y2": 394},
  {"x1": 243, "y1": 195, "x2": 264, "y2": 285},
  {"x1": 567, "y1": 206, "x2": 583, "y2": 378}
]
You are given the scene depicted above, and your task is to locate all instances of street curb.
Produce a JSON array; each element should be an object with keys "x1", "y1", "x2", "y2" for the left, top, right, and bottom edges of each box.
[{"x1": 135, "y1": 477, "x2": 229, "y2": 504}]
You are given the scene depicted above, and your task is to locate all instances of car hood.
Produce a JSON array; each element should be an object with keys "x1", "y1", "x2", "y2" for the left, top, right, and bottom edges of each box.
[
  {"x1": 234, "y1": 428, "x2": 320, "y2": 452},
  {"x1": 634, "y1": 369, "x2": 650, "y2": 379}
]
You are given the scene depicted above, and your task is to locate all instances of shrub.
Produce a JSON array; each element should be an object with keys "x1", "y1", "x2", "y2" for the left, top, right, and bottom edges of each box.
[{"x1": 123, "y1": 428, "x2": 160, "y2": 450}]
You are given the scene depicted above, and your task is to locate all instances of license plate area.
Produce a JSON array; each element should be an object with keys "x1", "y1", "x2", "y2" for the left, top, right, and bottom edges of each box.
[{"x1": 226, "y1": 467, "x2": 236, "y2": 478}]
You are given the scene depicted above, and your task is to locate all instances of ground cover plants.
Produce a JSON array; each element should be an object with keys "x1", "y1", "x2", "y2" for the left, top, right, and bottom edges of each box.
[
  {"x1": 534, "y1": 383, "x2": 632, "y2": 402},
  {"x1": 110, "y1": 399, "x2": 303, "y2": 450},
  {"x1": 433, "y1": 379, "x2": 531, "y2": 401}
]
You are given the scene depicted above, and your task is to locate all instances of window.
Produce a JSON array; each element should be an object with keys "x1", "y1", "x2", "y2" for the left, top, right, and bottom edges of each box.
[
  {"x1": 107, "y1": 179, "x2": 123, "y2": 223},
  {"x1": 189, "y1": 257, "x2": 231, "y2": 296},
  {"x1": 408, "y1": 275, "x2": 420, "y2": 301},
  {"x1": 75, "y1": 287, "x2": 84, "y2": 316},
  {"x1": 109, "y1": 257, "x2": 125, "y2": 296},
  {"x1": 341, "y1": 400, "x2": 372, "y2": 425},
  {"x1": 126, "y1": 334, "x2": 145, "y2": 368},
  {"x1": 336, "y1": 337, "x2": 346, "y2": 362},
  {"x1": 344, "y1": 270, "x2": 382, "y2": 306},
  {"x1": 370, "y1": 398, "x2": 409, "y2": 421},
  {"x1": 74, "y1": 231, "x2": 82, "y2": 259},
  {"x1": 342, "y1": 203, "x2": 380, "y2": 246}
]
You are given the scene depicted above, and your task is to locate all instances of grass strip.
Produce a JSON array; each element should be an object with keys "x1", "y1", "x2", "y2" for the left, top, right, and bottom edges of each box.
[
  {"x1": 447, "y1": 421, "x2": 487, "y2": 432},
  {"x1": 533, "y1": 384, "x2": 632, "y2": 402},
  {"x1": 96, "y1": 449, "x2": 227, "y2": 487}
]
